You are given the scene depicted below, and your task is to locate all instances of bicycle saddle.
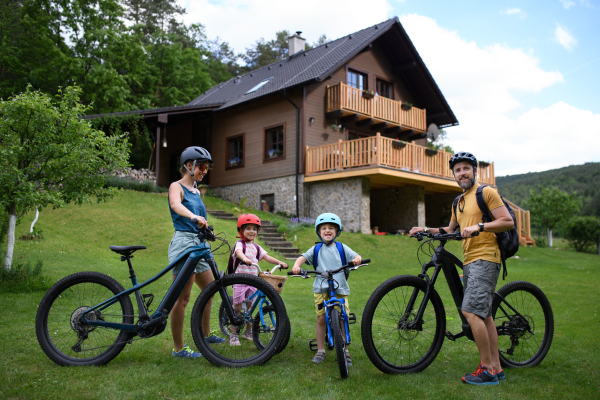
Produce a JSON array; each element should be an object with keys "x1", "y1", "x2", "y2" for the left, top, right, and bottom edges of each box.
[{"x1": 109, "y1": 245, "x2": 147, "y2": 256}]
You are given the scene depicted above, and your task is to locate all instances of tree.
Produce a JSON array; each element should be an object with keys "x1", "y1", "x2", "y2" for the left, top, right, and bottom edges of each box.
[
  {"x1": 0, "y1": 86, "x2": 130, "y2": 270},
  {"x1": 242, "y1": 30, "x2": 290, "y2": 71},
  {"x1": 523, "y1": 185, "x2": 582, "y2": 247},
  {"x1": 563, "y1": 216, "x2": 600, "y2": 253}
]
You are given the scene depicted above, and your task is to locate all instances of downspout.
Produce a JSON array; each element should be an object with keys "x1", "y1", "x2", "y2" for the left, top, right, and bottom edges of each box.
[{"x1": 283, "y1": 88, "x2": 300, "y2": 217}]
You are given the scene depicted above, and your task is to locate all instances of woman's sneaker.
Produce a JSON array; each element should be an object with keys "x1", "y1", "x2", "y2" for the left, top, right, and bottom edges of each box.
[
  {"x1": 206, "y1": 334, "x2": 226, "y2": 344},
  {"x1": 230, "y1": 333, "x2": 241, "y2": 346},
  {"x1": 172, "y1": 345, "x2": 202, "y2": 359},
  {"x1": 462, "y1": 365, "x2": 498, "y2": 385}
]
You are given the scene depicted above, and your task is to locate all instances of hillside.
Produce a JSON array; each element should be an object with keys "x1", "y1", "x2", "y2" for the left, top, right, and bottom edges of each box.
[{"x1": 496, "y1": 162, "x2": 600, "y2": 216}]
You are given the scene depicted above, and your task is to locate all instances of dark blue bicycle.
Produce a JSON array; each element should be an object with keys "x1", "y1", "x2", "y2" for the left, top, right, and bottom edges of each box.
[
  {"x1": 288, "y1": 259, "x2": 370, "y2": 379},
  {"x1": 35, "y1": 225, "x2": 288, "y2": 368}
]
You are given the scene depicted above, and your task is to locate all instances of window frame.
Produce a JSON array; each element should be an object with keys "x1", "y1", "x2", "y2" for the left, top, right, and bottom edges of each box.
[
  {"x1": 263, "y1": 123, "x2": 286, "y2": 163},
  {"x1": 226, "y1": 133, "x2": 245, "y2": 170},
  {"x1": 375, "y1": 76, "x2": 394, "y2": 100},
  {"x1": 347, "y1": 67, "x2": 369, "y2": 91}
]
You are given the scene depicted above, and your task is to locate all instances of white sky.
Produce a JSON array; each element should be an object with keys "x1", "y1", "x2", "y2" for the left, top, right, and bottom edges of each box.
[{"x1": 176, "y1": 0, "x2": 600, "y2": 176}]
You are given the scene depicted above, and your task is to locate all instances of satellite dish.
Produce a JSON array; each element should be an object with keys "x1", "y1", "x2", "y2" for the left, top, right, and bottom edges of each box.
[{"x1": 426, "y1": 123, "x2": 439, "y2": 141}]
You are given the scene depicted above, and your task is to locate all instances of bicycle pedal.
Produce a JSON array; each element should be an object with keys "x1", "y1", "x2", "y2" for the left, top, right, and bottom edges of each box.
[
  {"x1": 309, "y1": 339, "x2": 318, "y2": 352},
  {"x1": 348, "y1": 313, "x2": 357, "y2": 325},
  {"x1": 444, "y1": 330, "x2": 456, "y2": 341}
]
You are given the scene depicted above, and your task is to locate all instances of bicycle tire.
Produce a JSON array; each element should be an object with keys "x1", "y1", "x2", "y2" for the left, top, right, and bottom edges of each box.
[
  {"x1": 361, "y1": 275, "x2": 446, "y2": 374},
  {"x1": 35, "y1": 272, "x2": 134, "y2": 366},
  {"x1": 252, "y1": 309, "x2": 290, "y2": 354},
  {"x1": 191, "y1": 274, "x2": 287, "y2": 367},
  {"x1": 493, "y1": 280, "x2": 554, "y2": 368},
  {"x1": 331, "y1": 308, "x2": 349, "y2": 379}
]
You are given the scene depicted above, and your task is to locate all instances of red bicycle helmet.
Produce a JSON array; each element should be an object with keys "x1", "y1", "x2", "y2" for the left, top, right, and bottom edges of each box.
[{"x1": 237, "y1": 214, "x2": 261, "y2": 239}]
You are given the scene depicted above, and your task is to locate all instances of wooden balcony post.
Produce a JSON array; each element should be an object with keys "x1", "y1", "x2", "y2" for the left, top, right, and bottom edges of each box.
[
  {"x1": 340, "y1": 82, "x2": 345, "y2": 109},
  {"x1": 305, "y1": 146, "x2": 310, "y2": 175},
  {"x1": 375, "y1": 132, "x2": 381, "y2": 167},
  {"x1": 338, "y1": 139, "x2": 343, "y2": 170}
]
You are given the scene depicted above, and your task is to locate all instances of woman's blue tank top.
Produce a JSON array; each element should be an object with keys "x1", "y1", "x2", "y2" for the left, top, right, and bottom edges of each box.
[{"x1": 168, "y1": 183, "x2": 207, "y2": 233}]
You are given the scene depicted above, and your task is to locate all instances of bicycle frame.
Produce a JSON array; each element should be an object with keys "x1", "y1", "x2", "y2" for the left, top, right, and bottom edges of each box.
[
  {"x1": 247, "y1": 290, "x2": 276, "y2": 330},
  {"x1": 321, "y1": 271, "x2": 351, "y2": 347}
]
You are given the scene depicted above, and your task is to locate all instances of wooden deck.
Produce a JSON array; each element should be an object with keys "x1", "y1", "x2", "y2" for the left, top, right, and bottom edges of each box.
[{"x1": 326, "y1": 82, "x2": 427, "y2": 133}]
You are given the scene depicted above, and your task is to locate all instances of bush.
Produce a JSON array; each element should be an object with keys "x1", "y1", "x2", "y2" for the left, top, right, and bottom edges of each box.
[
  {"x1": 103, "y1": 176, "x2": 168, "y2": 193},
  {"x1": 0, "y1": 258, "x2": 49, "y2": 293},
  {"x1": 534, "y1": 236, "x2": 548, "y2": 248},
  {"x1": 563, "y1": 216, "x2": 600, "y2": 253},
  {"x1": 281, "y1": 217, "x2": 315, "y2": 236}
]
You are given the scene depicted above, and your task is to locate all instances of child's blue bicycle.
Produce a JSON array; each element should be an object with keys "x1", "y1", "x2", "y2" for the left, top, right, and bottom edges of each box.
[
  {"x1": 35, "y1": 225, "x2": 288, "y2": 368},
  {"x1": 219, "y1": 264, "x2": 291, "y2": 353},
  {"x1": 288, "y1": 259, "x2": 370, "y2": 379}
]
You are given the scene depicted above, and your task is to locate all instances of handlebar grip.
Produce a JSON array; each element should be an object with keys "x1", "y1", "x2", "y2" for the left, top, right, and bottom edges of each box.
[
  {"x1": 361, "y1": 259, "x2": 371, "y2": 264},
  {"x1": 472, "y1": 231, "x2": 480, "y2": 237},
  {"x1": 280, "y1": 264, "x2": 288, "y2": 269},
  {"x1": 191, "y1": 218, "x2": 198, "y2": 224},
  {"x1": 287, "y1": 271, "x2": 294, "y2": 276}
]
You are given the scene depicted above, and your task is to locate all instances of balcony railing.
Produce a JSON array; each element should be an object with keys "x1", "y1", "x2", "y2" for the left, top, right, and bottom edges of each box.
[
  {"x1": 326, "y1": 82, "x2": 427, "y2": 132},
  {"x1": 305, "y1": 133, "x2": 496, "y2": 186},
  {"x1": 504, "y1": 199, "x2": 535, "y2": 246}
]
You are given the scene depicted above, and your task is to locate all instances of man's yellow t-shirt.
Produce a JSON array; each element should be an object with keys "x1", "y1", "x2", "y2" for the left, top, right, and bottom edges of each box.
[{"x1": 451, "y1": 183, "x2": 504, "y2": 265}]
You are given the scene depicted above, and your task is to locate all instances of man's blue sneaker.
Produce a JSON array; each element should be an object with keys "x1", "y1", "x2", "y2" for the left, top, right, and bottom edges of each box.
[
  {"x1": 206, "y1": 334, "x2": 226, "y2": 344},
  {"x1": 496, "y1": 369, "x2": 506, "y2": 381},
  {"x1": 462, "y1": 365, "x2": 499, "y2": 385},
  {"x1": 172, "y1": 345, "x2": 202, "y2": 358}
]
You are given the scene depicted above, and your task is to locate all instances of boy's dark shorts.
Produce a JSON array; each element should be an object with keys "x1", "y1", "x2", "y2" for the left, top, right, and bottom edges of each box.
[{"x1": 461, "y1": 259, "x2": 500, "y2": 319}]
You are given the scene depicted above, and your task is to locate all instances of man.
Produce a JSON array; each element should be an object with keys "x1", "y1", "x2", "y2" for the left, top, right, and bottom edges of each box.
[{"x1": 409, "y1": 152, "x2": 514, "y2": 386}]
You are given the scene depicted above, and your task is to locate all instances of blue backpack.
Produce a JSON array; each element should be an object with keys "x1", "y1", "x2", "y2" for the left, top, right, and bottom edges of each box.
[{"x1": 313, "y1": 241, "x2": 350, "y2": 280}]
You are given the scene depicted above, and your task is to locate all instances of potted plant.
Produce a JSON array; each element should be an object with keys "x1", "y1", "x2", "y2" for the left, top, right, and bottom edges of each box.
[
  {"x1": 425, "y1": 148, "x2": 438, "y2": 156},
  {"x1": 362, "y1": 90, "x2": 375, "y2": 100},
  {"x1": 268, "y1": 149, "x2": 283, "y2": 158},
  {"x1": 401, "y1": 102, "x2": 413, "y2": 111},
  {"x1": 479, "y1": 161, "x2": 491, "y2": 168},
  {"x1": 197, "y1": 183, "x2": 209, "y2": 196},
  {"x1": 228, "y1": 157, "x2": 242, "y2": 167},
  {"x1": 392, "y1": 139, "x2": 407, "y2": 149}
]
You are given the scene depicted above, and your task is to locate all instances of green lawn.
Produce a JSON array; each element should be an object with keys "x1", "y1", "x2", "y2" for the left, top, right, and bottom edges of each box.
[{"x1": 1, "y1": 190, "x2": 599, "y2": 399}]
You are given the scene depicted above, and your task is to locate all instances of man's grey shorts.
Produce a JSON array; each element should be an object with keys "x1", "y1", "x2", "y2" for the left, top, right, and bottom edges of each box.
[
  {"x1": 168, "y1": 231, "x2": 210, "y2": 276},
  {"x1": 462, "y1": 259, "x2": 501, "y2": 319}
]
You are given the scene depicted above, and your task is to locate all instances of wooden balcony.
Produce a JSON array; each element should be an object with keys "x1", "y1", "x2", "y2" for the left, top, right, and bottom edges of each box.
[
  {"x1": 326, "y1": 82, "x2": 427, "y2": 133},
  {"x1": 305, "y1": 133, "x2": 495, "y2": 186},
  {"x1": 504, "y1": 199, "x2": 536, "y2": 246}
]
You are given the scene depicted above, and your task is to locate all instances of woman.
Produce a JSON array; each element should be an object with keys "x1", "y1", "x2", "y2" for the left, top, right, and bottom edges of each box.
[{"x1": 168, "y1": 146, "x2": 225, "y2": 358}]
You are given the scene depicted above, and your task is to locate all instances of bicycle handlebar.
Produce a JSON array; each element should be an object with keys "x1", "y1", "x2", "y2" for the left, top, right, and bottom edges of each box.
[
  {"x1": 410, "y1": 231, "x2": 479, "y2": 241},
  {"x1": 287, "y1": 259, "x2": 371, "y2": 277}
]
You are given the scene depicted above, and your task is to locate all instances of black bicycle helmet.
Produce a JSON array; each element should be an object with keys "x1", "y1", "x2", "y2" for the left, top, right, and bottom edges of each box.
[
  {"x1": 180, "y1": 146, "x2": 212, "y2": 165},
  {"x1": 449, "y1": 152, "x2": 478, "y2": 170}
]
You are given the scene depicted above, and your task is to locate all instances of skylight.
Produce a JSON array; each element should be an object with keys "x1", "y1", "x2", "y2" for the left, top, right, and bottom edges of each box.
[{"x1": 246, "y1": 77, "x2": 273, "y2": 94}]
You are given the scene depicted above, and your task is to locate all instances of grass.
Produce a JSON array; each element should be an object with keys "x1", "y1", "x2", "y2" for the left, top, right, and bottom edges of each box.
[{"x1": 1, "y1": 189, "x2": 599, "y2": 399}]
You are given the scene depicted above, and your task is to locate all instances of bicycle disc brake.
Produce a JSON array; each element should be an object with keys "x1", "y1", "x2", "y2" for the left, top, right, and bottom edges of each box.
[{"x1": 397, "y1": 312, "x2": 422, "y2": 340}]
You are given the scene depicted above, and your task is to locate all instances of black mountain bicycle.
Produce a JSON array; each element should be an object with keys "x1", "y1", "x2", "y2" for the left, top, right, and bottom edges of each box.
[
  {"x1": 361, "y1": 231, "x2": 553, "y2": 374},
  {"x1": 36, "y1": 224, "x2": 287, "y2": 368}
]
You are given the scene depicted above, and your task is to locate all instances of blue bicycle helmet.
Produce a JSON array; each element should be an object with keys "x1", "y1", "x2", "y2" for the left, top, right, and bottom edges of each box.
[{"x1": 315, "y1": 213, "x2": 343, "y2": 241}]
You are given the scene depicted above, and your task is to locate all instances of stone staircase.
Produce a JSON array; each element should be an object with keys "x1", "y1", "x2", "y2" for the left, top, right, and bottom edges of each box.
[{"x1": 207, "y1": 210, "x2": 302, "y2": 259}]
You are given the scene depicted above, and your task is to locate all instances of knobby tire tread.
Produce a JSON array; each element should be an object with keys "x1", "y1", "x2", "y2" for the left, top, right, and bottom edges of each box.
[{"x1": 331, "y1": 308, "x2": 349, "y2": 379}]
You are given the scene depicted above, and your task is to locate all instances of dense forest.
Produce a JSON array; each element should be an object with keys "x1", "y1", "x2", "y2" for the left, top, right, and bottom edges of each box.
[
  {"x1": 0, "y1": 0, "x2": 328, "y2": 115},
  {"x1": 496, "y1": 162, "x2": 600, "y2": 217}
]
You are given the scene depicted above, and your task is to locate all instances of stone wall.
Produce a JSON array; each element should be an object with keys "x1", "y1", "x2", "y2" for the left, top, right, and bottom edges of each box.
[
  {"x1": 370, "y1": 186, "x2": 425, "y2": 233},
  {"x1": 212, "y1": 175, "x2": 306, "y2": 216},
  {"x1": 114, "y1": 168, "x2": 156, "y2": 184},
  {"x1": 304, "y1": 177, "x2": 371, "y2": 234}
]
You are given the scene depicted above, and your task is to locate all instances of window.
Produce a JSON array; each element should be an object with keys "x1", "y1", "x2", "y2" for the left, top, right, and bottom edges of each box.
[
  {"x1": 264, "y1": 125, "x2": 285, "y2": 161},
  {"x1": 347, "y1": 70, "x2": 367, "y2": 90},
  {"x1": 246, "y1": 77, "x2": 273, "y2": 94},
  {"x1": 227, "y1": 134, "x2": 244, "y2": 168},
  {"x1": 260, "y1": 194, "x2": 274, "y2": 212},
  {"x1": 376, "y1": 78, "x2": 394, "y2": 99}
]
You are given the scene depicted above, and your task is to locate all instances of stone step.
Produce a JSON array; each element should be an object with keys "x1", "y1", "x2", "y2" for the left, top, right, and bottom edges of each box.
[
  {"x1": 270, "y1": 247, "x2": 300, "y2": 254},
  {"x1": 264, "y1": 237, "x2": 286, "y2": 242},
  {"x1": 261, "y1": 226, "x2": 278, "y2": 233},
  {"x1": 261, "y1": 221, "x2": 273, "y2": 226},
  {"x1": 258, "y1": 233, "x2": 283, "y2": 239},
  {"x1": 266, "y1": 241, "x2": 293, "y2": 248},
  {"x1": 285, "y1": 255, "x2": 302, "y2": 260}
]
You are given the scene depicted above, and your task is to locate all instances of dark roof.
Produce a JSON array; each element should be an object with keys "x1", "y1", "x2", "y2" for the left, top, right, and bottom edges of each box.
[
  {"x1": 82, "y1": 103, "x2": 221, "y2": 120},
  {"x1": 188, "y1": 17, "x2": 458, "y2": 127}
]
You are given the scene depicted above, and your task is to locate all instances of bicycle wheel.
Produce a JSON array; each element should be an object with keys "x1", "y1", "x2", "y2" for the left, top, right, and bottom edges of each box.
[
  {"x1": 361, "y1": 275, "x2": 446, "y2": 374},
  {"x1": 191, "y1": 273, "x2": 287, "y2": 367},
  {"x1": 218, "y1": 296, "x2": 246, "y2": 338},
  {"x1": 252, "y1": 306, "x2": 290, "y2": 354},
  {"x1": 493, "y1": 280, "x2": 554, "y2": 368},
  {"x1": 331, "y1": 308, "x2": 349, "y2": 379},
  {"x1": 35, "y1": 272, "x2": 134, "y2": 366}
]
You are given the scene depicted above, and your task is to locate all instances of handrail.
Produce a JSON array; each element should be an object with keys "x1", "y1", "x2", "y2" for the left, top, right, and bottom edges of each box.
[{"x1": 504, "y1": 199, "x2": 533, "y2": 243}]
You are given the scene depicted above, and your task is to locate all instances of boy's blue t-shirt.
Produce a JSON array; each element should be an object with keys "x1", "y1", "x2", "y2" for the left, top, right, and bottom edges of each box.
[{"x1": 302, "y1": 242, "x2": 357, "y2": 295}]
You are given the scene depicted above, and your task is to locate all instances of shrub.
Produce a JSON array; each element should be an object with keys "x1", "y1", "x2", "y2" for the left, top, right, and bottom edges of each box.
[
  {"x1": 0, "y1": 258, "x2": 49, "y2": 293},
  {"x1": 534, "y1": 236, "x2": 548, "y2": 248},
  {"x1": 283, "y1": 217, "x2": 315, "y2": 236},
  {"x1": 103, "y1": 176, "x2": 168, "y2": 193},
  {"x1": 563, "y1": 216, "x2": 600, "y2": 253}
]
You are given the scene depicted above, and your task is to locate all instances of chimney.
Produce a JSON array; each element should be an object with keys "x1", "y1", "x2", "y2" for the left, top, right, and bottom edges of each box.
[{"x1": 288, "y1": 31, "x2": 305, "y2": 56}]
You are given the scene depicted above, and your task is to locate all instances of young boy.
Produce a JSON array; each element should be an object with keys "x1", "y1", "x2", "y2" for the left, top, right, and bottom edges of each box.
[
  {"x1": 292, "y1": 213, "x2": 361, "y2": 365},
  {"x1": 230, "y1": 214, "x2": 288, "y2": 346}
]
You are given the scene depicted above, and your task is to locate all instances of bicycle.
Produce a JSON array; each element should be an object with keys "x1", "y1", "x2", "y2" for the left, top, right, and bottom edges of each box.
[
  {"x1": 288, "y1": 259, "x2": 370, "y2": 379},
  {"x1": 35, "y1": 224, "x2": 288, "y2": 368},
  {"x1": 361, "y1": 230, "x2": 553, "y2": 374},
  {"x1": 218, "y1": 264, "x2": 291, "y2": 354}
]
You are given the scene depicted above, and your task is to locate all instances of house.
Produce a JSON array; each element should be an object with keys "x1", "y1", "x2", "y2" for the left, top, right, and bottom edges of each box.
[{"x1": 86, "y1": 17, "x2": 533, "y2": 243}]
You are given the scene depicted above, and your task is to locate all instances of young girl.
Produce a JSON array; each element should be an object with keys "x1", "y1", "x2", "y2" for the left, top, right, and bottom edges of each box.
[
  {"x1": 168, "y1": 146, "x2": 225, "y2": 359},
  {"x1": 229, "y1": 214, "x2": 288, "y2": 345}
]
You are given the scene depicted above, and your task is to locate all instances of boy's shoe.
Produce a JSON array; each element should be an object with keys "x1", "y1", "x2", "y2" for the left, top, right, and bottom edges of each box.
[
  {"x1": 345, "y1": 350, "x2": 353, "y2": 367},
  {"x1": 241, "y1": 330, "x2": 253, "y2": 341},
  {"x1": 230, "y1": 333, "x2": 241, "y2": 346},
  {"x1": 462, "y1": 365, "x2": 499, "y2": 385},
  {"x1": 172, "y1": 345, "x2": 202, "y2": 359},
  {"x1": 206, "y1": 334, "x2": 226, "y2": 344},
  {"x1": 312, "y1": 351, "x2": 326, "y2": 364},
  {"x1": 496, "y1": 369, "x2": 506, "y2": 381}
]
